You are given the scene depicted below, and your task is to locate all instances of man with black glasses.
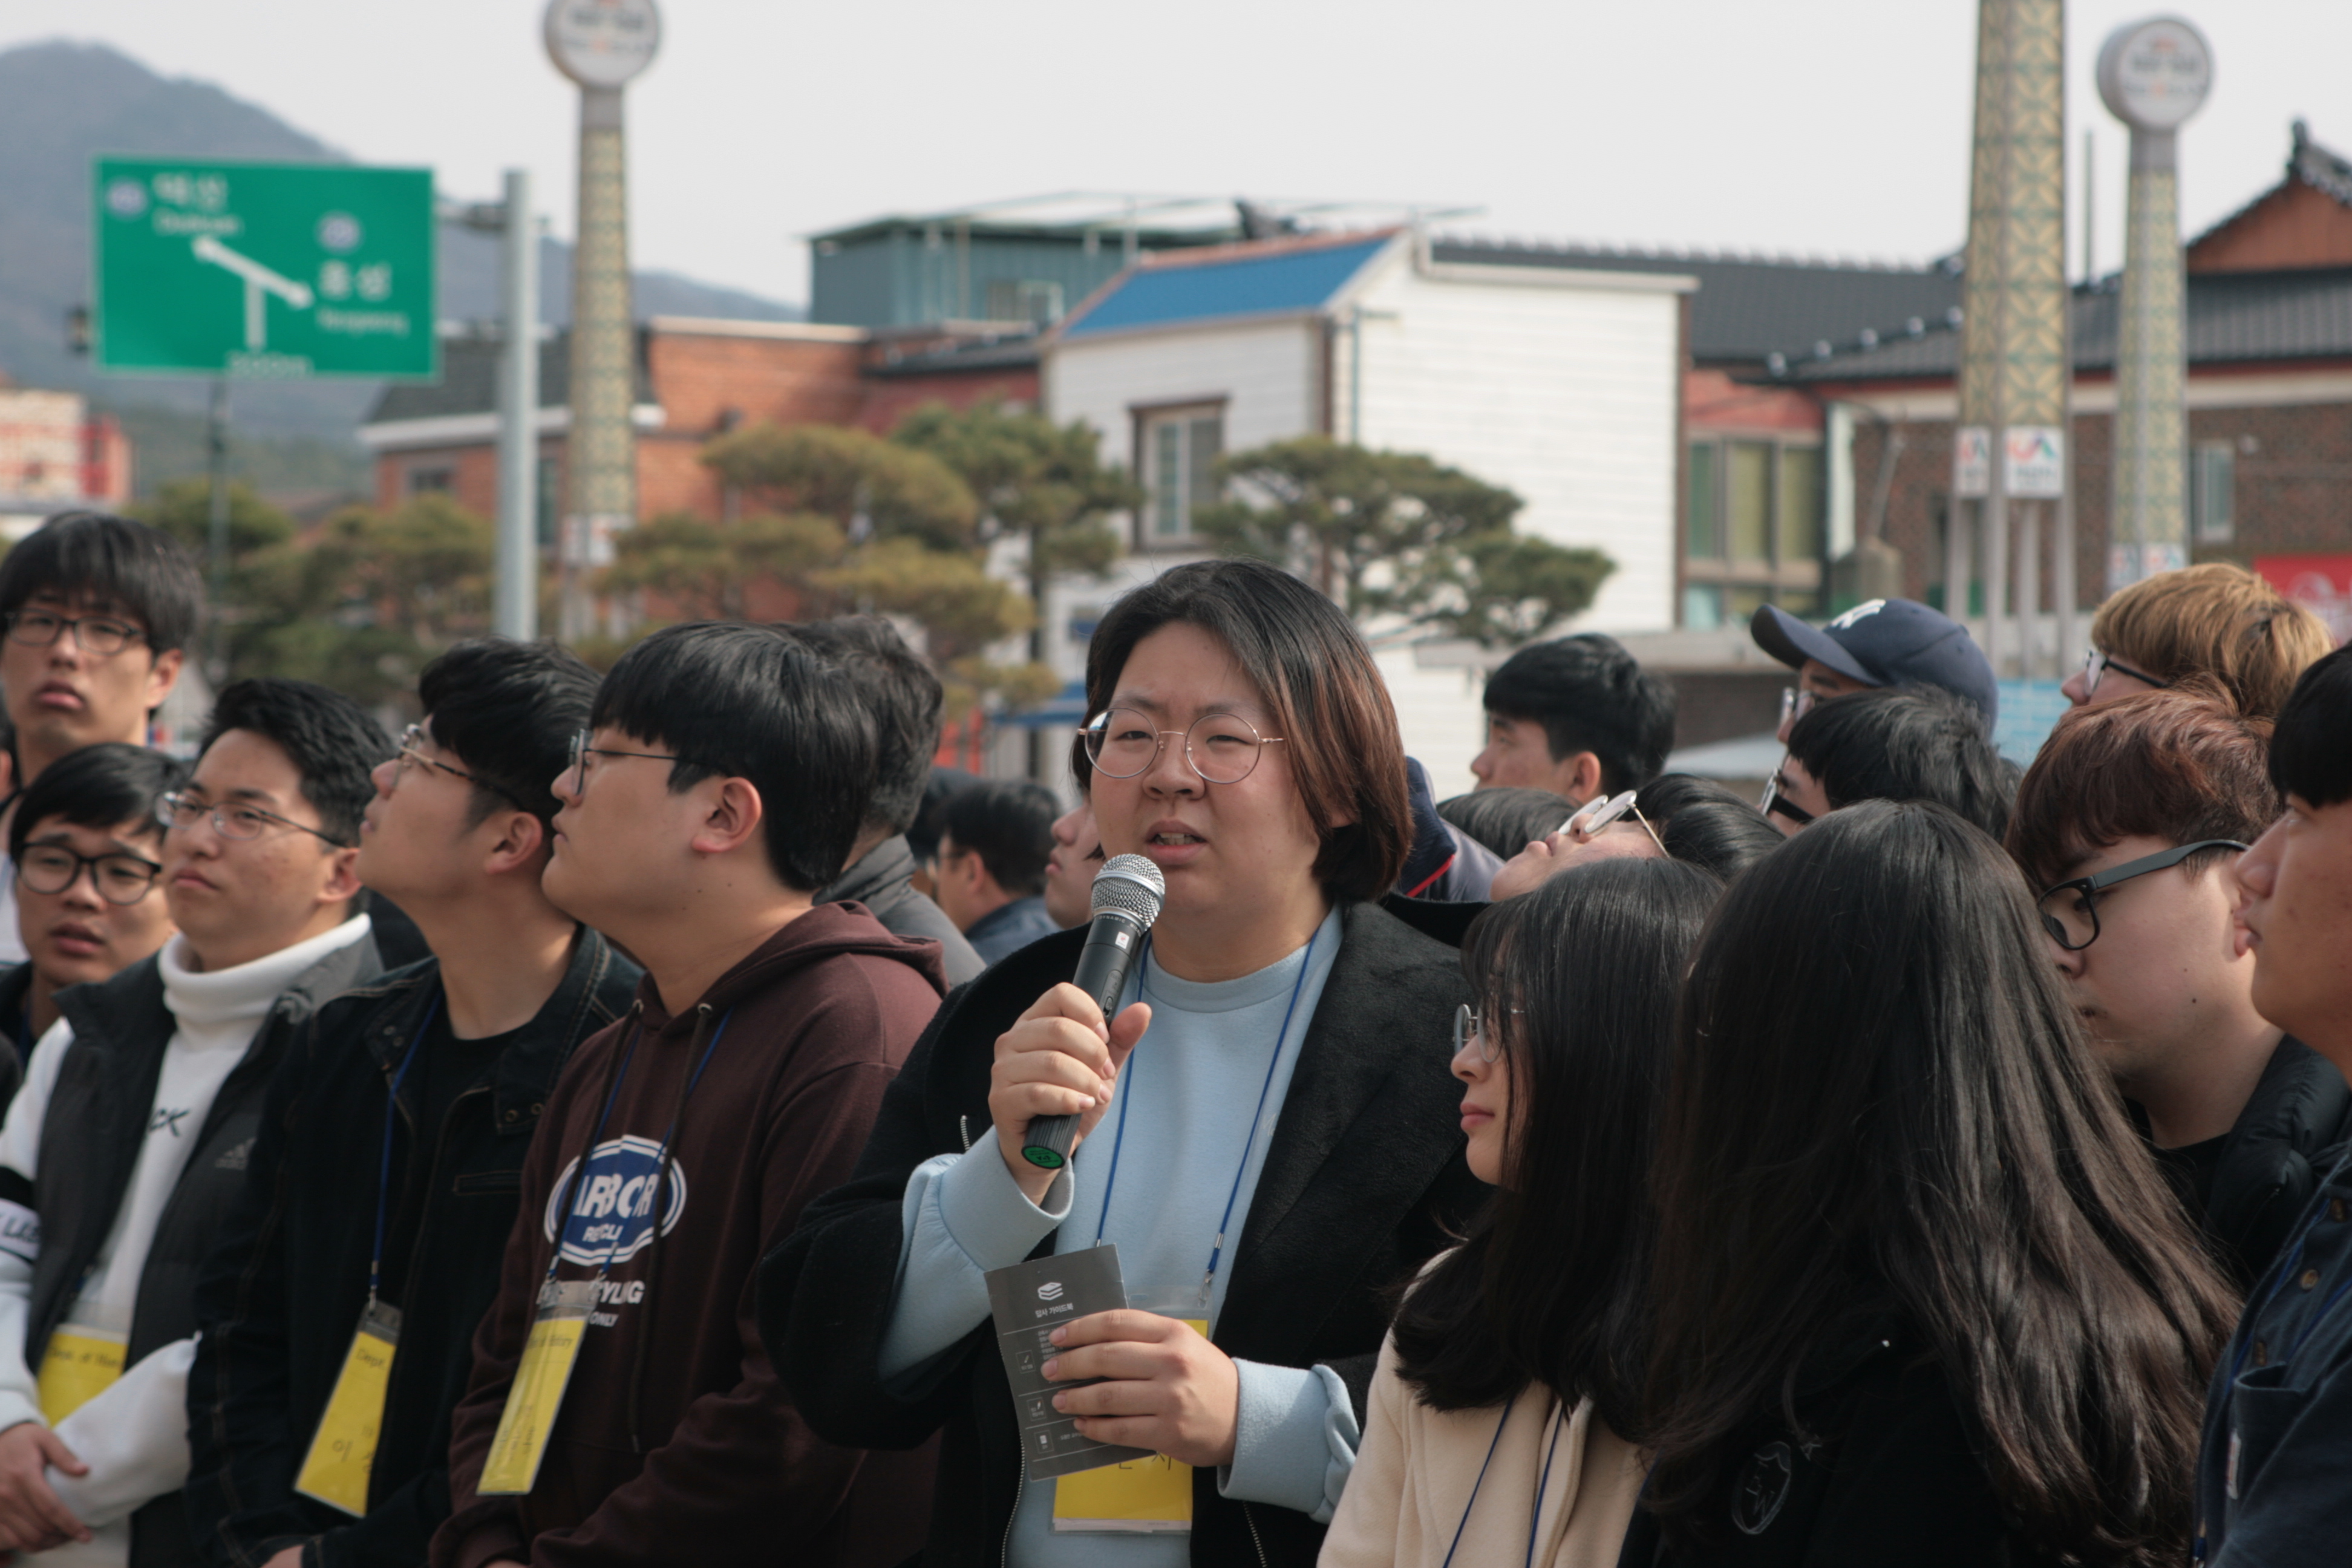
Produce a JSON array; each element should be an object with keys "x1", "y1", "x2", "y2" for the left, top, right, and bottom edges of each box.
[
  {"x1": 0, "y1": 513, "x2": 203, "y2": 962},
  {"x1": 184, "y1": 640, "x2": 639, "y2": 1568},
  {"x1": 0, "y1": 679, "x2": 388, "y2": 1567},
  {"x1": 0, "y1": 745, "x2": 182, "y2": 1082},
  {"x1": 433, "y1": 624, "x2": 944, "y2": 1568},
  {"x1": 2007, "y1": 684, "x2": 2336, "y2": 1287}
]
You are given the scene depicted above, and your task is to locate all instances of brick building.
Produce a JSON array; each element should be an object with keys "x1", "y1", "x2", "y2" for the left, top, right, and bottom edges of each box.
[
  {"x1": 1782, "y1": 122, "x2": 2352, "y2": 633},
  {"x1": 0, "y1": 379, "x2": 132, "y2": 541},
  {"x1": 359, "y1": 317, "x2": 1039, "y2": 528}
]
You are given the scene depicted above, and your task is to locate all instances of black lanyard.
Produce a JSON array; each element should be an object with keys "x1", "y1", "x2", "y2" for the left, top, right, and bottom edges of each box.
[
  {"x1": 368, "y1": 993, "x2": 441, "y2": 1307},
  {"x1": 534, "y1": 1007, "x2": 735, "y2": 1292}
]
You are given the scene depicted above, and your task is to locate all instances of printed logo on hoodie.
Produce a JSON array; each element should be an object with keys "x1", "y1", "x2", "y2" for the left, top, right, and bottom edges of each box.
[{"x1": 544, "y1": 1135, "x2": 688, "y2": 1266}]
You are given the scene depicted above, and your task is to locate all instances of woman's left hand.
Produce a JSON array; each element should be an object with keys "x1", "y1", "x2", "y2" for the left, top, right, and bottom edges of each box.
[{"x1": 1043, "y1": 1310, "x2": 1240, "y2": 1468}]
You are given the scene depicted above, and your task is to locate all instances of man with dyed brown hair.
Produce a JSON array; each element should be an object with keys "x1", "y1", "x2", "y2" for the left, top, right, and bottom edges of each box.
[
  {"x1": 2062, "y1": 562, "x2": 2333, "y2": 717},
  {"x1": 2008, "y1": 682, "x2": 2342, "y2": 1284}
]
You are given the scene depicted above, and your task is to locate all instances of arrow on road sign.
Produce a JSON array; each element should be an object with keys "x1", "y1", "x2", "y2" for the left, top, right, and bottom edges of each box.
[{"x1": 192, "y1": 234, "x2": 315, "y2": 352}]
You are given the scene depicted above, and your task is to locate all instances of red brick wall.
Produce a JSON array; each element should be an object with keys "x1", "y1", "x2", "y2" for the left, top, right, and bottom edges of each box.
[
  {"x1": 374, "y1": 443, "x2": 503, "y2": 518},
  {"x1": 1847, "y1": 375, "x2": 2352, "y2": 610},
  {"x1": 1686, "y1": 368, "x2": 1822, "y2": 436}
]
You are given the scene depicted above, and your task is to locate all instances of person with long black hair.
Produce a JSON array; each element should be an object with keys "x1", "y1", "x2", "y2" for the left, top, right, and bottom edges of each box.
[
  {"x1": 1320, "y1": 858, "x2": 1717, "y2": 1567},
  {"x1": 1626, "y1": 800, "x2": 2237, "y2": 1568}
]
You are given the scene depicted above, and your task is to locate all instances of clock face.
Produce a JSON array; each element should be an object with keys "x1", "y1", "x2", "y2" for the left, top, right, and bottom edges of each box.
[
  {"x1": 544, "y1": 0, "x2": 662, "y2": 89},
  {"x1": 2097, "y1": 18, "x2": 2211, "y2": 132}
]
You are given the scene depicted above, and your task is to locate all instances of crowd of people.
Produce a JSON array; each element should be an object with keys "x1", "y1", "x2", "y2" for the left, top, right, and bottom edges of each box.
[{"x1": 0, "y1": 507, "x2": 2337, "y2": 1567}]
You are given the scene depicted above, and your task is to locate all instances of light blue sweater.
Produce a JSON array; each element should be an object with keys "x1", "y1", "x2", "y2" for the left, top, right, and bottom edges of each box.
[{"x1": 878, "y1": 907, "x2": 1354, "y2": 1567}]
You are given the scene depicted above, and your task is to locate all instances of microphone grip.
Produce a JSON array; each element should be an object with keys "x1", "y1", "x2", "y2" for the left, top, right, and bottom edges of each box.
[{"x1": 1021, "y1": 913, "x2": 1146, "y2": 1170}]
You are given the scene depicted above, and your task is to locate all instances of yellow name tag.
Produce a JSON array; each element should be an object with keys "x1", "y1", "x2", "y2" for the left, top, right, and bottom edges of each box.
[
  {"x1": 1051, "y1": 1318, "x2": 1207, "y2": 1534},
  {"x1": 37, "y1": 1327, "x2": 126, "y2": 1426},
  {"x1": 295, "y1": 1301, "x2": 402, "y2": 1516},
  {"x1": 479, "y1": 1281, "x2": 596, "y2": 1497}
]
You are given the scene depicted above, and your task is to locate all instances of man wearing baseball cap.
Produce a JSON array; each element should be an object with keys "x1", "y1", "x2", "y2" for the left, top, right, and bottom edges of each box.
[{"x1": 1751, "y1": 598, "x2": 1999, "y2": 744}]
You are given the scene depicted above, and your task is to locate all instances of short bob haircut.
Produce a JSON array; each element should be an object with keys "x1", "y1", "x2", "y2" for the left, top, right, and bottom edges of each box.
[
  {"x1": 593, "y1": 621, "x2": 875, "y2": 893},
  {"x1": 0, "y1": 511, "x2": 204, "y2": 656},
  {"x1": 2007, "y1": 680, "x2": 2276, "y2": 890},
  {"x1": 2091, "y1": 562, "x2": 2333, "y2": 718},
  {"x1": 1077, "y1": 559, "x2": 1411, "y2": 903},
  {"x1": 2270, "y1": 643, "x2": 2352, "y2": 809}
]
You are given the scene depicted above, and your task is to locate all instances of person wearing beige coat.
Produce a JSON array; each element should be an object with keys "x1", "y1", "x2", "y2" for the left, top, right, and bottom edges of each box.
[
  {"x1": 1316, "y1": 860, "x2": 1721, "y2": 1568},
  {"x1": 1319, "y1": 1320, "x2": 1643, "y2": 1568}
]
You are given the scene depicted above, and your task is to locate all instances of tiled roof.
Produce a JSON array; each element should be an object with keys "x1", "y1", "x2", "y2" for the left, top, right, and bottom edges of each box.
[
  {"x1": 1057, "y1": 234, "x2": 1395, "y2": 341},
  {"x1": 1783, "y1": 266, "x2": 2352, "y2": 384},
  {"x1": 365, "y1": 331, "x2": 653, "y2": 423},
  {"x1": 867, "y1": 335, "x2": 1042, "y2": 378},
  {"x1": 1429, "y1": 238, "x2": 1964, "y2": 367}
]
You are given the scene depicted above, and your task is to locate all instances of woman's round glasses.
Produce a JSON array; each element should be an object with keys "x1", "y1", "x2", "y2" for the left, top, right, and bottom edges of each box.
[
  {"x1": 2034, "y1": 838, "x2": 2250, "y2": 950},
  {"x1": 1081, "y1": 708, "x2": 1285, "y2": 785},
  {"x1": 16, "y1": 843, "x2": 162, "y2": 905},
  {"x1": 1452, "y1": 1003, "x2": 1513, "y2": 1064}
]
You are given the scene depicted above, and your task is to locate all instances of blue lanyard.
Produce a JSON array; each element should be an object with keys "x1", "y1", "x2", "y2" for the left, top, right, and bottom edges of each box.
[
  {"x1": 1091, "y1": 925, "x2": 1320, "y2": 1310},
  {"x1": 537, "y1": 1007, "x2": 735, "y2": 1288},
  {"x1": 1439, "y1": 1393, "x2": 1566, "y2": 1568},
  {"x1": 369, "y1": 993, "x2": 441, "y2": 1305}
]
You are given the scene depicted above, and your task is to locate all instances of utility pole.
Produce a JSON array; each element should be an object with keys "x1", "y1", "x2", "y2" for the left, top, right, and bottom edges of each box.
[
  {"x1": 544, "y1": 0, "x2": 661, "y2": 643},
  {"x1": 496, "y1": 169, "x2": 540, "y2": 639},
  {"x1": 2099, "y1": 17, "x2": 2211, "y2": 592},
  {"x1": 205, "y1": 378, "x2": 232, "y2": 682}
]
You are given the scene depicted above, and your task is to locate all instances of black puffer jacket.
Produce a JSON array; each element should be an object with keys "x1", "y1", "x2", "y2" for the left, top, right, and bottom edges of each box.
[
  {"x1": 759, "y1": 898, "x2": 1481, "y2": 1568},
  {"x1": 2166, "y1": 1034, "x2": 2352, "y2": 1289}
]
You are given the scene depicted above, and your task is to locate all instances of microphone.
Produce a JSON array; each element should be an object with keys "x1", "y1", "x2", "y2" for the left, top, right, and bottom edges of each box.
[{"x1": 1021, "y1": 852, "x2": 1166, "y2": 1170}]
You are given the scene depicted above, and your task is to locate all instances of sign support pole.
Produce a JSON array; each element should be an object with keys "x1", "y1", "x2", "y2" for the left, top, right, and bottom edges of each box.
[
  {"x1": 496, "y1": 168, "x2": 540, "y2": 641},
  {"x1": 205, "y1": 377, "x2": 232, "y2": 682}
]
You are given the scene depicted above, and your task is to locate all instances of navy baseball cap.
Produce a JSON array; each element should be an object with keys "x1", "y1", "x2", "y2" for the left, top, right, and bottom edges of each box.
[{"x1": 1750, "y1": 598, "x2": 1999, "y2": 727}]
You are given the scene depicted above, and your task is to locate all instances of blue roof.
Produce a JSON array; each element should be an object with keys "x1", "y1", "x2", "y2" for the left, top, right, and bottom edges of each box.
[{"x1": 1060, "y1": 236, "x2": 1393, "y2": 340}]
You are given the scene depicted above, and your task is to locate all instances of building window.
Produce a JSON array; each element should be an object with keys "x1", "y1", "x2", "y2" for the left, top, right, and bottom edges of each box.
[
  {"x1": 1140, "y1": 408, "x2": 1223, "y2": 544},
  {"x1": 537, "y1": 457, "x2": 559, "y2": 547},
  {"x1": 407, "y1": 465, "x2": 454, "y2": 497},
  {"x1": 1686, "y1": 445, "x2": 1718, "y2": 558},
  {"x1": 2192, "y1": 442, "x2": 2235, "y2": 544},
  {"x1": 985, "y1": 279, "x2": 1065, "y2": 326},
  {"x1": 1681, "y1": 438, "x2": 1824, "y2": 625}
]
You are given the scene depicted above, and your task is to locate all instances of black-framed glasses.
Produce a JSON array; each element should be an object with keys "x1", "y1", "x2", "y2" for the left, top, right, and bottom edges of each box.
[
  {"x1": 15, "y1": 841, "x2": 163, "y2": 905},
  {"x1": 394, "y1": 724, "x2": 528, "y2": 808},
  {"x1": 1759, "y1": 763, "x2": 1815, "y2": 826},
  {"x1": 1452, "y1": 1002, "x2": 1519, "y2": 1065},
  {"x1": 2034, "y1": 838, "x2": 2252, "y2": 951},
  {"x1": 567, "y1": 730, "x2": 682, "y2": 797},
  {"x1": 2080, "y1": 645, "x2": 2174, "y2": 698},
  {"x1": 1081, "y1": 708, "x2": 1286, "y2": 785},
  {"x1": 158, "y1": 789, "x2": 350, "y2": 848},
  {"x1": 4, "y1": 609, "x2": 145, "y2": 658}
]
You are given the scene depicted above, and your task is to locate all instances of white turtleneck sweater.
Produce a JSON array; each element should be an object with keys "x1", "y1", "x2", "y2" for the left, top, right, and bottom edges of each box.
[{"x1": 0, "y1": 915, "x2": 370, "y2": 1567}]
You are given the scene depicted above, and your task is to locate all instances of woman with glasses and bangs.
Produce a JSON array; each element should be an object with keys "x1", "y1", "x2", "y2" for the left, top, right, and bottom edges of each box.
[
  {"x1": 1321, "y1": 858, "x2": 1718, "y2": 1567},
  {"x1": 1624, "y1": 800, "x2": 2237, "y2": 1568},
  {"x1": 764, "y1": 558, "x2": 1485, "y2": 1568}
]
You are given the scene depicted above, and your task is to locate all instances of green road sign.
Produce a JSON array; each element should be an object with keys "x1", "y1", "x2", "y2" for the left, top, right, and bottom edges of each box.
[{"x1": 93, "y1": 157, "x2": 438, "y2": 381}]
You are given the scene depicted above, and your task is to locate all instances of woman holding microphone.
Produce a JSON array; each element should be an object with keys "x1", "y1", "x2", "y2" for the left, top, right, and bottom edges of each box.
[{"x1": 762, "y1": 559, "x2": 1480, "y2": 1568}]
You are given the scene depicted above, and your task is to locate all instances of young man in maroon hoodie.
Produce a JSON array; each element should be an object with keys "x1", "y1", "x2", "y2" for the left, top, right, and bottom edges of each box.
[{"x1": 430, "y1": 622, "x2": 947, "y2": 1568}]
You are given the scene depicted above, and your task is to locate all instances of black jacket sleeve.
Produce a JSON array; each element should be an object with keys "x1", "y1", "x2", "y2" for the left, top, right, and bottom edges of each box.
[
  {"x1": 757, "y1": 982, "x2": 987, "y2": 1452},
  {"x1": 186, "y1": 1012, "x2": 321, "y2": 1568}
]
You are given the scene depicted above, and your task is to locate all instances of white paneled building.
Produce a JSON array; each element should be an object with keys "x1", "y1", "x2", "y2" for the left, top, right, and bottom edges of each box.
[{"x1": 1032, "y1": 229, "x2": 1692, "y2": 793}]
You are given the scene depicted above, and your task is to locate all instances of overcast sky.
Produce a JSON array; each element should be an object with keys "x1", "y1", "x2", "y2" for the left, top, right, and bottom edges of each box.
[{"x1": 5, "y1": 0, "x2": 2344, "y2": 305}]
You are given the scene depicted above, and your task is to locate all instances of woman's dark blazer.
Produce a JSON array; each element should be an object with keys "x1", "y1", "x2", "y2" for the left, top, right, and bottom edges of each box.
[{"x1": 758, "y1": 898, "x2": 1480, "y2": 1567}]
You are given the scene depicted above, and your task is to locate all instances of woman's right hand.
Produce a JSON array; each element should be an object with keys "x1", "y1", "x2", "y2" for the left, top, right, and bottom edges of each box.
[{"x1": 991, "y1": 984, "x2": 1152, "y2": 1205}]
